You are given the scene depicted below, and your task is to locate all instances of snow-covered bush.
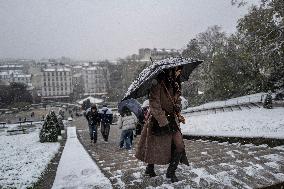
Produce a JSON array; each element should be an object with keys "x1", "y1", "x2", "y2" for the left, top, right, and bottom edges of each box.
[
  {"x1": 39, "y1": 114, "x2": 58, "y2": 142},
  {"x1": 263, "y1": 93, "x2": 273, "y2": 109},
  {"x1": 50, "y1": 111, "x2": 61, "y2": 136}
]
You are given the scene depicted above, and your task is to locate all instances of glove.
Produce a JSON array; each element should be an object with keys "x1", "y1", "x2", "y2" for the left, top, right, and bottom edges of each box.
[{"x1": 178, "y1": 115, "x2": 185, "y2": 124}]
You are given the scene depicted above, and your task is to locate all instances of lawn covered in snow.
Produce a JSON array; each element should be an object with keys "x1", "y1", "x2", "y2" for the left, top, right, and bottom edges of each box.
[
  {"x1": 181, "y1": 107, "x2": 284, "y2": 139},
  {"x1": 0, "y1": 131, "x2": 60, "y2": 188}
]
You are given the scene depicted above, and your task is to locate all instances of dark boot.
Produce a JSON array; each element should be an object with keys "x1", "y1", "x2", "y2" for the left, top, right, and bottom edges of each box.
[
  {"x1": 145, "y1": 164, "x2": 157, "y2": 177},
  {"x1": 166, "y1": 151, "x2": 183, "y2": 183}
]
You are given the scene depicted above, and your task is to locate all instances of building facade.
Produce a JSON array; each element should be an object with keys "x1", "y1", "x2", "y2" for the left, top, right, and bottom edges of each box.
[
  {"x1": 41, "y1": 68, "x2": 73, "y2": 100},
  {"x1": 138, "y1": 48, "x2": 180, "y2": 61},
  {"x1": 82, "y1": 66, "x2": 108, "y2": 95},
  {"x1": 0, "y1": 65, "x2": 24, "y2": 72},
  {"x1": 0, "y1": 68, "x2": 32, "y2": 87},
  {"x1": 12, "y1": 74, "x2": 32, "y2": 86}
]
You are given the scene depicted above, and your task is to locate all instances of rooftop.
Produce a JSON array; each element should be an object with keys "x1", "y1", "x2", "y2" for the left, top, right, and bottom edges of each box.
[{"x1": 43, "y1": 68, "x2": 71, "y2": 72}]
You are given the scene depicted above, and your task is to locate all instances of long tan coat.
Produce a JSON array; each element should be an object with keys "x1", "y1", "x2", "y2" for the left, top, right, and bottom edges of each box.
[{"x1": 135, "y1": 79, "x2": 181, "y2": 165}]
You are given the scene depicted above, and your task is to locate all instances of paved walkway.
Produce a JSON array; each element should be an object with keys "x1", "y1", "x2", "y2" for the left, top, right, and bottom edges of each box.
[
  {"x1": 52, "y1": 127, "x2": 112, "y2": 189},
  {"x1": 74, "y1": 117, "x2": 284, "y2": 189}
]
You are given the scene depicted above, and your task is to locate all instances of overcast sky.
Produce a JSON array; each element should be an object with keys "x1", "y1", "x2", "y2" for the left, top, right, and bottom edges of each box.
[{"x1": 0, "y1": 0, "x2": 259, "y2": 60}]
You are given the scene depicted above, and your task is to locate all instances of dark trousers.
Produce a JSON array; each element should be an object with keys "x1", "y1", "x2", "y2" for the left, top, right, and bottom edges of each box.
[
  {"x1": 101, "y1": 122, "x2": 110, "y2": 141},
  {"x1": 88, "y1": 124, "x2": 97, "y2": 142}
]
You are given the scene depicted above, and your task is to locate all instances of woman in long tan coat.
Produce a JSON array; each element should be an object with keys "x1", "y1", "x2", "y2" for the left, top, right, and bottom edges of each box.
[{"x1": 135, "y1": 66, "x2": 188, "y2": 183}]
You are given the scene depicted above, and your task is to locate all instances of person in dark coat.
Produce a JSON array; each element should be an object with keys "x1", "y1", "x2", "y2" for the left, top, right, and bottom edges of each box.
[
  {"x1": 135, "y1": 66, "x2": 189, "y2": 183},
  {"x1": 84, "y1": 104, "x2": 101, "y2": 143},
  {"x1": 99, "y1": 105, "x2": 113, "y2": 142}
]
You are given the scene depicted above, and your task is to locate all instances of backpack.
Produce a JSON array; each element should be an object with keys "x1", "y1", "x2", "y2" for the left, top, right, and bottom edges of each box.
[{"x1": 101, "y1": 109, "x2": 111, "y2": 124}]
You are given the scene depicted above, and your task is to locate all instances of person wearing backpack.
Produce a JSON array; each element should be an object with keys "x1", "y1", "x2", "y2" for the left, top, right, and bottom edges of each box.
[
  {"x1": 118, "y1": 107, "x2": 137, "y2": 150},
  {"x1": 99, "y1": 104, "x2": 113, "y2": 142},
  {"x1": 84, "y1": 104, "x2": 101, "y2": 143}
]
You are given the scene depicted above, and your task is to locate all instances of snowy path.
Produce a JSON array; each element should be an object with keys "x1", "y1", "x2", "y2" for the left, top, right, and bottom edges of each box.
[{"x1": 52, "y1": 127, "x2": 112, "y2": 189}]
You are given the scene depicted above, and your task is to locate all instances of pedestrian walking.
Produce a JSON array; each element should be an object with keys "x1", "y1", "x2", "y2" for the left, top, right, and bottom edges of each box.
[
  {"x1": 118, "y1": 107, "x2": 137, "y2": 150},
  {"x1": 99, "y1": 105, "x2": 113, "y2": 142},
  {"x1": 84, "y1": 104, "x2": 101, "y2": 143},
  {"x1": 135, "y1": 66, "x2": 189, "y2": 183}
]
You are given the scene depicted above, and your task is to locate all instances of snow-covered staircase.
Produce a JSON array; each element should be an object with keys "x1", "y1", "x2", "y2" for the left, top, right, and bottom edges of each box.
[{"x1": 183, "y1": 102, "x2": 262, "y2": 116}]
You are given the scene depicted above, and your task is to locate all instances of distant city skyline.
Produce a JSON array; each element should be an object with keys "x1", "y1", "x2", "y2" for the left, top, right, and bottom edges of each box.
[{"x1": 0, "y1": 0, "x2": 260, "y2": 60}]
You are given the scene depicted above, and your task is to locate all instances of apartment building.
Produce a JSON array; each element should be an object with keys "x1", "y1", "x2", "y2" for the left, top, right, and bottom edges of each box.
[
  {"x1": 0, "y1": 68, "x2": 32, "y2": 87},
  {"x1": 138, "y1": 48, "x2": 180, "y2": 61},
  {"x1": 82, "y1": 66, "x2": 108, "y2": 95},
  {"x1": 41, "y1": 67, "x2": 72, "y2": 100}
]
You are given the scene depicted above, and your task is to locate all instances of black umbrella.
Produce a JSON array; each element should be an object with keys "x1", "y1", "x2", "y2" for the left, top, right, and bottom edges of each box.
[{"x1": 122, "y1": 57, "x2": 203, "y2": 101}]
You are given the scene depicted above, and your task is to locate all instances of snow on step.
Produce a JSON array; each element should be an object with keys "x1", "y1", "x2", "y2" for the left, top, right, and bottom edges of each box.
[{"x1": 52, "y1": 127, "x2": 112, "y2": 189}]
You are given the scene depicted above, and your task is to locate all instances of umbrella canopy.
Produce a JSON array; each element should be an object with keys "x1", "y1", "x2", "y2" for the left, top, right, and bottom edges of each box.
[
  {"x1": 118, "y1": 98, "x2": 143, "y2": 122},
  {"x1": 122, "y1": 57, "x2": 203, "y2": 101},
  {"x1": 77, "y1": 96, "x2": 104, "y2": 105}
]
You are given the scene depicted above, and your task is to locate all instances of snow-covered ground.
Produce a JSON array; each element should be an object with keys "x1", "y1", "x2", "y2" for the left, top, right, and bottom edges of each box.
[
  {"x1": 0, "y1": 131, "x2": 60, "y2": 188},
  {"x1": 181, "y1": 107, "x2": 284, "y2": 139},
  {"x1": 183, "y1": 93, "x2": 266, "y2": 112},
  {"x1": 52, "y1": 127, "x2": 112, "y2": 189}
]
